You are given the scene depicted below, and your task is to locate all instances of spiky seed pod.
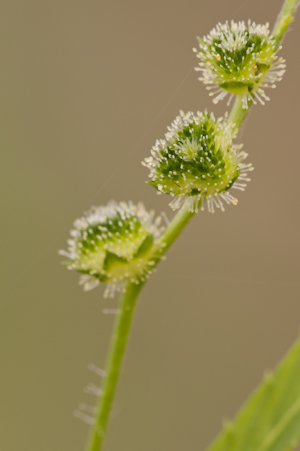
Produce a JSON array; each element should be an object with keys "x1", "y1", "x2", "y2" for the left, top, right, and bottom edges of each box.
[
  {"x1": 194, "y1": 20, "x2": 286, "y2": 109},
  {"x1": 143, "y1": 111, "x2": 253, "y2": 213},
  {"x1": 59, "y1": 201, "x2": 164, "y2": 297}
]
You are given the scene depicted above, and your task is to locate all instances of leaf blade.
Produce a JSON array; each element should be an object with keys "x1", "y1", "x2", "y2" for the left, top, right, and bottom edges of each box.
[{"x1": 206, "y1": 338, "x2": 300, "y2": 451}]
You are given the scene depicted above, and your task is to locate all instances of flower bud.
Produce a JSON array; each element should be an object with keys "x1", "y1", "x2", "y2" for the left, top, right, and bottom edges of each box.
[
  {"x1": 59, "y1": 201, "x2": 164, "y2": 296},
  {"x1": 194, "y1": 20, "x2": 286, "y2": 108},
  {"x1": 143, "y1": 111, "x2": 253, "y2": 213}
]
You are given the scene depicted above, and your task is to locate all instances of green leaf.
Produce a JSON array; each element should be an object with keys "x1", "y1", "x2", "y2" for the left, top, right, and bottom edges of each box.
[{"x1": 206, "y1": 337, "x2": 300, "y2": 451}]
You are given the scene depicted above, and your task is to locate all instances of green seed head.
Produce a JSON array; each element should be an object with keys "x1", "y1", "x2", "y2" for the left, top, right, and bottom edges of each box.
[
  {"x1": 195, "y1": 21, "x2": 286, "y2": 108},
  {"x1": 143, "y1": 111, "x2": 253, "y2": 213},
  {"x1": 59, "y1": 201, "x2": 163, "y2": 295}
]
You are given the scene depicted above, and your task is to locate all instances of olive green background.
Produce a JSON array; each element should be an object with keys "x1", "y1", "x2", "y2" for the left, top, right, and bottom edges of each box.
[{"x1": 1, "y1": 0, "x2": 300, "y2": 450}]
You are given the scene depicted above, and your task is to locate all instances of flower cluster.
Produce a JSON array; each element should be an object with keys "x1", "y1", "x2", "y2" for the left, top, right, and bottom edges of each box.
[
  {"x1": 59, "y1": 201, "x2": 163, "y2": 296},
  {"x1": 143, "y1": 110, "x2": 253, "y2": 213},
  {"x1": 194, "y1": 20, "x2": 286, "y2": 108},
  {"x1": 59, "y1": 19, "x2": 278, "y2": 294}
]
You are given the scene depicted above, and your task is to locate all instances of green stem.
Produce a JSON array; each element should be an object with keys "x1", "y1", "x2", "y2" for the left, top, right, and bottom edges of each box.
[
  {"x1": 85, "y1": 1, "x2": 299, "y2": 449},
  {"x1": 228, "y1": 96, "x2": 252, "y2": 130},
  {"x1": 152, "y1": 201, "x2": 196, "y2": 264},
  {"x1": 85, "y1": 282, "x2": 144, "y2": 451},
  {"x1": 272, "y1": 0, "x2": 299, "y2": 48}
]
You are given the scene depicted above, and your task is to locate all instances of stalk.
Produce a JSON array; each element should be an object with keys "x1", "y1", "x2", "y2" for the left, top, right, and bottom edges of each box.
[
  {"x1": 228, "y1": 96, "x2": 252, "y2": 129},
  {"x1": 272, "y1": 0, "x2": 299, "y2": 48},
  {"x1": 85, "y1": 282, "x2": 143, "y2": 451}
]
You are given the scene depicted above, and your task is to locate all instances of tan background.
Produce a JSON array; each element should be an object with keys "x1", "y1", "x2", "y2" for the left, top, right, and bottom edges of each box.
[{"x1": 1, "y1": 0, "x2": 300, "y2": 450}]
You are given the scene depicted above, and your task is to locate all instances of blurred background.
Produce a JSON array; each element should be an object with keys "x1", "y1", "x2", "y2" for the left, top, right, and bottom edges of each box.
[{"x1": 1, "y1": 0, "x2": 300, "y2": 450}]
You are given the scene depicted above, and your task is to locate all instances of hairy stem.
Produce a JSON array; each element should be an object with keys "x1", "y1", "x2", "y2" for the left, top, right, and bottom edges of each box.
[
  {"x1": 152, "y1": 201, "x2": 196, "y2": 263},
  {"x1": 85, "y1": 1, "x2": 299, "y2": 449},
  {"x1": 228, "y1": 96, "x2": 252, "y2": 129},
  {"x1": 273, "y1": 0, "x2": 299, "y2": 48},
  {"x1": 85, "y1": 282, "x2": 144, "y2": 451}
]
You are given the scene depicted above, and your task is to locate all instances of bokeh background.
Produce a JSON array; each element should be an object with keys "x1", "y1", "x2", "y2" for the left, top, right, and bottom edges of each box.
[{"x1": 1, "y1": 0, "x2": 300, "y2": 450}]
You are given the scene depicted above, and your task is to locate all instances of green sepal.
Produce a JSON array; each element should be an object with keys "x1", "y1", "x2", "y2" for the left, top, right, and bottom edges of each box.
[
  {"x1": 197, "y1": 36, "x2": 206, "y2": 47},
  {"x1": 99, "y1": 273, "x2": 111, "y2": 283},
  {"x1": 103, "y1": 251, "x2": 128, "y2": 272},
  {"x1": 256, "y1": 62, "x2": 270, "y2": 74},
  {"x1": 147, "y1": 180, "x2": 160, "y2": 191},
  {"x1": 223, "y1": 172, "x2": 239, "y2": 192},
  {"x1": 220, "y1": 81, "x2": 249, "y2": 94},
  {"x1": 75, "y1": 268, "x2": 95, "y2": 275},
  {"x1": 133, "y1": 234, "x2": 154, "y2": 259}
]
